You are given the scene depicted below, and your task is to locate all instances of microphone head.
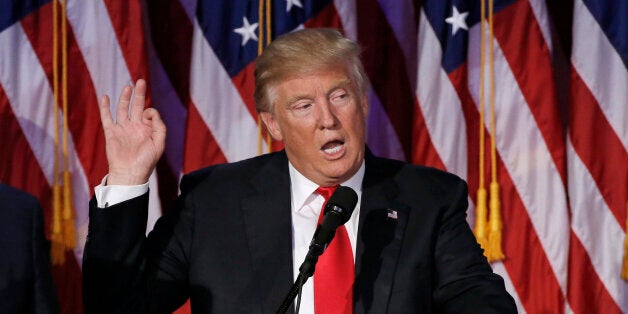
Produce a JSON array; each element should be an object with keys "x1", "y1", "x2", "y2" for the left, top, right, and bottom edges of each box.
[{"x1": 325, "y1": 186, "x2": 358, "y2": 224}]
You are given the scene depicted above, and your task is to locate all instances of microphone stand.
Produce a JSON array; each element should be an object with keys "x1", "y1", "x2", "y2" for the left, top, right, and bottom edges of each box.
[
  {"x1": 276, "y1": 244, "x2": 322, "y2": 314},
  {"x1": 276, "y1": 273, "x2": 307, "y2": 314}
]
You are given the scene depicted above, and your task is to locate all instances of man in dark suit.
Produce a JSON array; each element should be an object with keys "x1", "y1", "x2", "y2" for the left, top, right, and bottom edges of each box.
[
  {"x1": 0, "y1": 183, "x2": 60, "y2": 314},
  {"x1": 83, "y1": 29, "x2": 516, "y2": 313}
]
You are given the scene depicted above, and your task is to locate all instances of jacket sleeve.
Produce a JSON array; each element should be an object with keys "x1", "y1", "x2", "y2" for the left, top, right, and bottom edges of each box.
[
  {"x1": 82, "y1": 190, "x2": 193, "y2": 314},
  {"x1": 432, "y1": 179, "x2": 517, "y2": 313}
]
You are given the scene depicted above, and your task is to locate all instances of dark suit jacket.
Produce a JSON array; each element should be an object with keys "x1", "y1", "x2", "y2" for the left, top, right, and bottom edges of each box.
[
  {"x1": 0, "y1": 184, "x2": 60, "y2": 314},
  {"x1": 83, "y1": 150, "x2": 516, "y2": 313}
]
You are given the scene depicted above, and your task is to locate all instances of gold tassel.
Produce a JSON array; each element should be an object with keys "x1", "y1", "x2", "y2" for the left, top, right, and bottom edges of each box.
[
  {"x1": 51, "y1": 184, "x2": 65, "y2": 265},
  {"x1": 622, "y1": 202, "x2": 628, "y2": 280},
  {"x1": 474, "y1": 187, "x2": 488, "y2": 251},
  {"x1": 474, "y1": 0, "x2": 489, "y2": 256},
  {"x1": 486, "y1": 182, "x2": 504, "y2": 262},
  {"x1": 62, "y1": 171, "x2": 76, "y2": 249}
]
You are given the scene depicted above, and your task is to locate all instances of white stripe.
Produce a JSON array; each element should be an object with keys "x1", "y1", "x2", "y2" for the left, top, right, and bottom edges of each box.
[
  {"x1": 572, "y1": 0, "x2": 628, "y2": 151},
  {"x1": 189, "y1": 19, "x2": 265, "y2": 162},
  {"x1": 567, "y1": 140, "x2": 628, "y2": 312},
  {"x1": 415, "y1": 8, "x2": 468, "y2": 180},
  {"x1": 527, "y1": 0, "x2": 553, "y2": 54},
  {"x1": 467, "y1": 22, "x2": 570, "y2": 294},
  {"x1": 0, "y1": 23, "x2": 91, "y2": 260},
  {"x1": 334, "y1": 0, "x2": 357, "y2": 40},
  {"x1": 66, "y1": 0, "x2": 131, "y2": 117}
]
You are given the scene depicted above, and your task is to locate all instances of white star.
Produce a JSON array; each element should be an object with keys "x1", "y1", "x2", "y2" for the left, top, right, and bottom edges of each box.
[
  {"x1": 445, "y1": 6, "x2": 469, "y2": 36},
  {"x1": 233, "y1": 17, "x2": 259, "y2": 46},
  {"x1": 286, "y1": 0, "x2": 303, "y2": 12}
]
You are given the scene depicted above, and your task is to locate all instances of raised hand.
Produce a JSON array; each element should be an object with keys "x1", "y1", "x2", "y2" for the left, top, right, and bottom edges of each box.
[{"x1": 98, "y1": 79, "x2": 166, "y2": 185}]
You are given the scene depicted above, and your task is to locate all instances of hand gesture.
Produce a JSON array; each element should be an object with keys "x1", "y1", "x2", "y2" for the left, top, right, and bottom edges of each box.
[{"x1": 98, "y1": 79, "x2": 166, "y2": 185}]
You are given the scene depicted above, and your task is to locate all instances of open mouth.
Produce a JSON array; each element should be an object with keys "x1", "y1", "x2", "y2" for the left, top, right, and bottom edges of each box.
[{"x1": 321, "y1": 140, "x2": 345, "y2": 155}]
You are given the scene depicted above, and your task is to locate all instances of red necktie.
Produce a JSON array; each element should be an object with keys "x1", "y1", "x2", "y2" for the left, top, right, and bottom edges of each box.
[{"x1": 314, "y1": 186, "x2": 354, "y2": 314}]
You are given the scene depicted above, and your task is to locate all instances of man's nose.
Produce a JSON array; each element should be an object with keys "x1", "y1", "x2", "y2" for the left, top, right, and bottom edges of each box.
[{"x1": 317, "y1": 102, "x2": 338, "y2": 129}]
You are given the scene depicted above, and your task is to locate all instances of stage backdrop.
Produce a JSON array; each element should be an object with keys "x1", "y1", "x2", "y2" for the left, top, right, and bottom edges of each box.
[{"x1": 0, "y1": 0, "x2": 626, "y2": 313}]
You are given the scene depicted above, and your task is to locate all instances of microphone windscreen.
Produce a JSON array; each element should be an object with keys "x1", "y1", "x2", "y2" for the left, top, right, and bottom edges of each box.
[{"x1": 325, "y1": 186, "x2": 358, "y2": 223}]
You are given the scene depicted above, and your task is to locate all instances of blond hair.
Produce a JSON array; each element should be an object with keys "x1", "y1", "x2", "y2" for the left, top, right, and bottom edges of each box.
[{"x1": 254, "y1": 28, "x2": 368, "y2": 113}]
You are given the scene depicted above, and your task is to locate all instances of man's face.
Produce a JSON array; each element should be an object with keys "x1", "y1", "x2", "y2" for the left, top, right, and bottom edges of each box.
[{"x1": 260, "y1": 68, "x2": 368, "y2": 187}]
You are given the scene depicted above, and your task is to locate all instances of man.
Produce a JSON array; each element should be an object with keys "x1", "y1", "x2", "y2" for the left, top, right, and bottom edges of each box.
[
  {"x1": 0, "y1": 183, "x2": 60, "y2": 313},
  {"x1": 83, "y1": 29, "x2": 516, "y2": 313}
]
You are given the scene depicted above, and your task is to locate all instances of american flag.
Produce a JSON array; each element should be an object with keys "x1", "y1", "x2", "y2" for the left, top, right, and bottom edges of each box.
[{"x1": 0, "y1": 0, "x2": 625, "y2": 313}]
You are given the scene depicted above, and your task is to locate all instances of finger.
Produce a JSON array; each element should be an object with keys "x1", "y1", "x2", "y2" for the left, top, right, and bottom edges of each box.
[
  {"x1": 143, "y1": 108, "x2": 167, "y2": 150},
  {"x1": 99, "y1": 95, "x2": 115, "y2": 129},
  {"x1": 116, "y1": 84, "x2": 133, "y2": 122},
  {"x1": 130, "y1": 79, "x2": 147, "y2": 121}
]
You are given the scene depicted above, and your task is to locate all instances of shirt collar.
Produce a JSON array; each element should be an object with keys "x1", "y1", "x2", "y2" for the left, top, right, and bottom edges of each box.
[{"x1": 288, "y1": 160, "x2": 365, "y2": 213}]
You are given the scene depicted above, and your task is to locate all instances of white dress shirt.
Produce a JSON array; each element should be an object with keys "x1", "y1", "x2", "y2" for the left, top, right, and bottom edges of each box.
[
  {"x1": 288, "y1": 162, "x2": 364, "y2": 314},
  {"x1": 94, "y1": 161, "x2": 365, "y2": 314}
]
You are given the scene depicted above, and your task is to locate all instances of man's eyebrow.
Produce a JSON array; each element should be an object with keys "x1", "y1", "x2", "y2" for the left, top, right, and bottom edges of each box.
[
  {"x1": 283, "y1": 79, "x2": 353, "y2": 106},
  {"x1": 285, "y1": 94, "x2": 312, "y2": 107}
]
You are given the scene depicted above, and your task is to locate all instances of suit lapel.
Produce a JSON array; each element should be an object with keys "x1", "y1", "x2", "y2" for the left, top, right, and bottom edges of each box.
[
  {"x1": 241, "y1": 152, "x2": 295, "y2": 314},
  {"x1": 354, "y1": 152, "x2": 409, "y2": 314}
]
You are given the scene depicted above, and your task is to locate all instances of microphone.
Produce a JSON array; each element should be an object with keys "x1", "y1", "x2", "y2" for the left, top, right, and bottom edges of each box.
[{"x1": 298, "y1": 186, "x2": 358, "y2": 278}]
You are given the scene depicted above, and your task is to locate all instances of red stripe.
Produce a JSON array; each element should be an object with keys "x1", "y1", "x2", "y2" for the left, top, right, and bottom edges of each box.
[
  {"x1": 568, "y1": 231, "x2": 622, "y2": 314},
  {"x1": 493, "y1": 0, "x2": 567, "y2": 185},
  {"x1": 102, "y1": 0, "x2": 151, "y2": 103},
  {"x1": 0, "y1": 82, "x2": 84, "y2": 314},
  {"x1": 498, "y1": 158, "x2": 565, "y2": 313},
  {"x1": 231, "y1": 61, "x2": 257, "y2": 122},
  {"x1": 0, "y1": 84, "x2": 52, "y2": 235},
  {"x1": 569, "y1": 69, "x2": 628, "y2": 229},
  {"x1": 357, "y1": 0, "x2": 414, "y2": 161},
  {"x1": 304, "y1": 2, "x2": 343, "y2": 29},
  {"x1": 447, "y1": 65, "x2": 480, "y2": 197},
  {"x1": 452, "y1": 67, "x2": 565, "y2": 313},
  {"x1": 411, "y1": 97, "x2": 446, "y2": 170},
  {"x1": 183, "y1": 103, "x2": 228, "y2": 173},
  {"x1": 21, "y1": 4, "x2": 108, "y2": 191}
]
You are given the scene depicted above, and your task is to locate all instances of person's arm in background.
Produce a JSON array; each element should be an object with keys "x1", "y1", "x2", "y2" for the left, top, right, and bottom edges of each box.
[{"x1": 31, "y1": 198, "x2": 61, "y2": 314}]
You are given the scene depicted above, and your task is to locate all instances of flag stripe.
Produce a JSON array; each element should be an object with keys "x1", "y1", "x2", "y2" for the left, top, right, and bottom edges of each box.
[
  {"x1": 415, "y1": 8, "x2": 467, "y2": 176},
  {"x1": 102, "y1": 0, "x2": 150, "y2": 84},
  {"x1": 567, "y1": 140, "x2": 627, "y2": 312},
  {"x1": 493, "y1": 0, "x2": 567, "y2": 184},
  {"x1": 567, "y1": 230, "x2": 622, "y2": 314},
  {"x1": 19, "y1": 5, "x2": 94, "y2": 254},
  {"x1": 572, "y1": 0, "x2": 628, "y2": 151},
  {"x1": 147, "y1": 0, "x2": 194, "y2": 108},
  {"x1": 357, "y1": 0, "x2": 415, "y2": 161},
  {"x1": 569, "y1": 70, "x2": 627, "y2": 228},
  {"x1": 189, "y1": 18, "x2": 265, "y2": 163},
  {"x1": 183, "y1": 104, "x2": 227, "y2": 172},
  {"x1": 581, "y1": 0, "x2": 628, "y2": 68}
]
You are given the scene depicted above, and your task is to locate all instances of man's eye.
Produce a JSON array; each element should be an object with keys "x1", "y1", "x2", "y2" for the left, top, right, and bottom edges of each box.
[
  {"x1": 294, "y1": 103, "x2": 312, "y2": 110},
  {"x1": 331, "y1": 93, "x2": 349, "y2": 104}
]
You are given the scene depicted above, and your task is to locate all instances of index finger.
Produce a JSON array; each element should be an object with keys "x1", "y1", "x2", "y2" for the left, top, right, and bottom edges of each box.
[
  {"x1": 99, "y1": 95, "x2": 115, "y2": 129},
  {"x1": 129, "y1": 79, "x2": 147, "y2": 121}
]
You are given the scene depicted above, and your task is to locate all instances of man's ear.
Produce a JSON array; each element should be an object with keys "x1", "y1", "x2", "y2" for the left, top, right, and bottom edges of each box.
[
  {"x1": 360, "y1": 93, "x2": 369, "y2": 117},
  {"x1": 259, "y1": 111, "x2": 283, "y2": 141}
]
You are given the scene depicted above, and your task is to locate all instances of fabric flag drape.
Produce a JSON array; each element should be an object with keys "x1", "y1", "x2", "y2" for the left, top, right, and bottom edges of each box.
[{"x1": 0, "y1": 0, "x2": 625, "y2": 313}]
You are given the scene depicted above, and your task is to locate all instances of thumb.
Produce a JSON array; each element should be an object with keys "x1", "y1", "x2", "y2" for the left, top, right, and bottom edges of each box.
[{"x1": 143, "y1": 108, "x2": 166, "y2": 149}]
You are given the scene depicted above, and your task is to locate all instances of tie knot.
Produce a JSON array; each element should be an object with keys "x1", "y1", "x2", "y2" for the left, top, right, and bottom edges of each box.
[{"x1": 316, "y1": 185, "x2": 338, "y2": 201}]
